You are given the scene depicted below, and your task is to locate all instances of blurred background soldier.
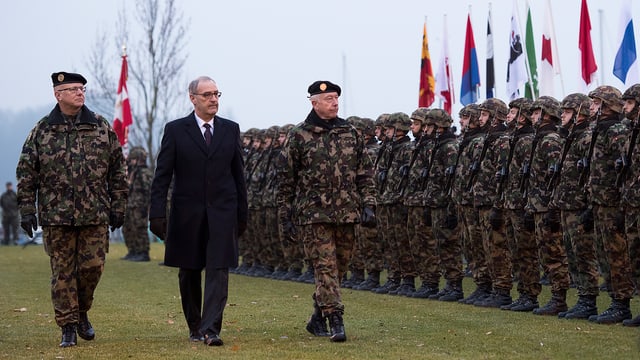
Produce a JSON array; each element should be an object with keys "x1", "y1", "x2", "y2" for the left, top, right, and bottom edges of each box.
[
  {"x1": 586, "y1": 85, "x2": 634, "y2": 324},
  {"x1": 122, "y1": 146, "x2": 153, "y2": 261},
  {"x1": 0, "y1": 181, "x2": 19, "y2": 245}
]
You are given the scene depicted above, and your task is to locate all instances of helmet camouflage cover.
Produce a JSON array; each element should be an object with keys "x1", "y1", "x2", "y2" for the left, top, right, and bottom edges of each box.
[
  {"x1": 387, "y1": 112, "x2": 411, "y2": 132},
  {"x1": 561, "y1": 93, "x2": 591, "y2": 117},
  {"x1": 128, "y1": 146, "x2": 147, "y2": 162},
  {"x1": 427, "y1": 108, "x2": 453, "y2": 128},
  {"x1": 410, "y1": 107, "x2": 431, "y2": 124},
  {"x1": 531, "y1": 95, "x2": 562, "y2": 121},
  {"x1": 479, "y1": 98, "x2": 509, "y2": 121},
  {"x1": 589, "y1": 85, "x2": 623, "y2": 113}
]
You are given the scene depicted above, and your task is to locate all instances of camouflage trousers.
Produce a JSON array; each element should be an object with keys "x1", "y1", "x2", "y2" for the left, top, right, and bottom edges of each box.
[
  {"x1": 352, "y1": 223, "x2": 383, "y2": 274},
  {"x1": 241, "y1": 208, "x2": 262, "y2": 266},
  {"x1": 534, "y1": 212, "x2": 569, "y2": 293},
  {"x1": 407, "y1": 206, "x2": 436, "y2": 285},
  {"x1": 458, "y1": 205, "x2": 491, "y2": 288},
  {"x1": 376, "y1": 205, "x2": 399, "y2": 280},
  {"x1": 43, "y1": 225, "x2": 108, "y2": 327},
  {"x1": 478, "y1": 207, "x2": 513, "y2": 292},
  {"x1": 561, "y1": 210, "x2": 599, "y2": 297},
  {"x1": 261, "y1": 207, "x2": 284, "y2": 269},
  {"x1": 430, "y1": 207, "x2": 463, "y2": 285},
  {"x1": 504, "y1": 209, "x2": 540, "y2": 297},
  {"x1": 379, "y1": 204, "x2": 416, "y2": 278},
  {"x1": 300, "y1": 223, "x2": 355, "y2": 315},
  {"x1": 593, "y1": 205, "x2": 634, "y2": 300},
  {"x1": 625, "y1": 207, "x2": 640, "y2": 285},
  {"x1": 279, "y1": 221, "x2": 305, "y2": 272},
  {"x1": 122, "y1": 207, "x2": 149, "y2": 254}
]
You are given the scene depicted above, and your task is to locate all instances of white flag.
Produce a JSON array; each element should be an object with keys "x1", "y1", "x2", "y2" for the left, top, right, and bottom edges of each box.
[{"x1": 506, "y1": 0, "x2": 528, "y2": 100}]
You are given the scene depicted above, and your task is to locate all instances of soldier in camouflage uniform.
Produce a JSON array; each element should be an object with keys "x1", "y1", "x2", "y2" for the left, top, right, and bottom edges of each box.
[
  {"x1": 0, "y1": 182, "x2": 19, "y2": 245},
  {"x1": 451, "y1": 104, "x2": 492, "y2": 305},
  {"x1": 548, "y1": 94, "x2": 600, "y2": 320},
  {"x1": 501, "y1": 98, "x2": 540, "y2": 312},
  {"x1": 620, "y1": 84, "x2": 640, "y2": 326},
  {"x1": 422, "y1": 109, "x2": 464, "y2": 301},
  {"x1": 525, "y1": 96, "x2": 570, "y2": 316},
  {"x1": 375, "y1": 112, "x2": 416, "y2": 296},
  {"x1": 17, "y1": 72, "x2": 128, "y2": 347},
  {"x1": 122, "y1": 146, "x2": 153, "y2": 262},
  {"x1": 278, "y1": 81, "x2": 376, "y2": 342},
  {"x1": 243, "y1": 130, "x2": 267, "y2": 275},
  {"x1": 233, "y1": 128, "x2": 258, "y2": 273},
  {"x1": 585, "y1": 85, "x2": 634, "y2": 324},
  {"x1": 469, "y1": 99, "x2": 513, "y2": 308}
]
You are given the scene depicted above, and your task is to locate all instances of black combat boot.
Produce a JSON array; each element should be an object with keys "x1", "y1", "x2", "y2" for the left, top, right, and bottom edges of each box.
[
  {"x1": 437, "y1": 283, "x2": 464, "y2": 302},
  {"x1": 561, "y1": 295, "x2": 597, "y2": 319},
  {"x1": 282, "y1": 268, "x2": 302, "y2": 281},
  {"x1": 589, "y1": 298, "x2": 632, "y2": 324},
  {"x1": 60, "y1": 323, "x2": 77, "y2": 347},
  {"x1": 374, "y1": 277, "x2": 400, "y2": 294},
  {"x1": 77, "y1": 312, "x2": 95, "y2": 341},
  {"x1": 390, "y1": 276, "x2": 415, "y2": 296},
  {"x1": 343, "y1": 269, "x2": 365, "y2": 289},
  {"x1": 533, "y1": 290, "x2": 567, "y2": 316},
  {"x1": 623, "y1": 314, "x2": 640, "y2": 327},
  {"x1": 297, "y1": 266, "x2": 315, "y2": 283},
  {"x1": 306, "y1": 296, "x2": 330, "y2": 337},
  {"x1": 459, "y1": 285, "x2": 491, "y2": 305},
  {"x1": 354, "y1": 271, "x2": 380, "y2": 291},
  {"x1": 505, "y1": 294, "x2": 539, "y2": 312},
  {"x1": 474, "y1": 289, "x2": 512, "y2": 308},
  {"x1": 412, "y1": 283, "x2": 439, "y2": 299},
  {"x1": 327, "y1": 312, "x2": 347, "y2": 342}
]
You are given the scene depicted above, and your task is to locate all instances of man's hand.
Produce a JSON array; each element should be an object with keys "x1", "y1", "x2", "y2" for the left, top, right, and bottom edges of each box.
[
  {"x1": 20, "y1": 214, "x2": 37, "y2": 238},
  {"x1": 282, "y1": 220, "x2": 297, "y2": 238},
  {"x1": 109, "y1": 212, "x2": 125, "y2": 232},
  {"x1": 150, "y1": 217, "x2": 167, "y2": 241},
  {"x1": 361, "y1": 206, "x2": 377, "y2": 228}
]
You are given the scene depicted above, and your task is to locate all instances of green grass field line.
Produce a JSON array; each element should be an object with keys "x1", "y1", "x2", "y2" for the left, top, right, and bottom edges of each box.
[{"x1": 1, "y1": 243, "x2": 639, "y2": 359}]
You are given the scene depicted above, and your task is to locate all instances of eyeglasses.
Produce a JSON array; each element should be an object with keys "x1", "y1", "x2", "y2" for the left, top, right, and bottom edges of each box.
[
  {"x1": 192, "y1": 91, "x2": 222, "y2": 99},
  {"x1": 57, "y1": 86, "x2": 86, "y2": 94}
]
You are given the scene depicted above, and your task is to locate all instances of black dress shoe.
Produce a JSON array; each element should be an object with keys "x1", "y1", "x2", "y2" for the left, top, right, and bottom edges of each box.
[
  {"x1": 204, "y1": 333, "x2": 223, "y2": 346},
  {"x1": 189, "y1": 330, "x2": 204, "y2": 341},
  {"x1": 77, "y1": 312, "x2": 95, "y2": 341},
  {"x1": 60, "y1": 324, "x2": 77, "y2": 347}
]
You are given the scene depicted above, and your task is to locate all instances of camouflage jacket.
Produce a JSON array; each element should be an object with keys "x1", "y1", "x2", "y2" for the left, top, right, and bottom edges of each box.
[
  {"x1": 127, "y1": 164, "x2": 152, "y2": 215},
  {"x1": 503, "y1": 125, "x2": 535, "y2": 210},
  {"x1": 451, "y1": 128, "x2": 485, "y2": 206},
  {"x1": 588, "y1": 116, "x2": 629, "y2": 206},
  {"x1": 472, "y1": 125, "x2": 509, "y2": 208},
  {"x1": 0, "y1": 190, "x2": 18, "y2": 217},
  {"x1": 378, "y1": 135, "x2": 412, "y2": 205},
  {"x1": 17, "y1": 105, "x2": 128, "y2": 226},
  {"x1": 622, "y1": 118, "x2": 640, "y2": 207},
  {"x1": 277, "y1": 110, "x2": 376, "y2": 225},
  {"x1": 246, "y1": 148, "x2": 266, "y2": 209},
  {"x1": 262, "y1": 146, "x2": 282, "y2": 208},
  {"x1": 525, "y1": 124, "x2": 561, "y2": 213},
  {"x1": 403, "y1": 135, "x2": 432, "y2": 207},
  {"x1": 551, "y1": 121, "x2": 590, "y2": 210},
  {"x1": 424, "y1": 132, "x2": 458, "y2": 208},
  {"x1": 365, "y1": 139, "x2": 381, "y2": 203}
]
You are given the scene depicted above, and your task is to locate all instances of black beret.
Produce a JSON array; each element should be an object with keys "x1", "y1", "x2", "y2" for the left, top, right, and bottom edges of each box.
[
  {"x1": 51, "y1": 71, "x2": 87, "y2": 87},
  {"x1": 308, "y1": 80, "x2": 341, "y2": 96}
]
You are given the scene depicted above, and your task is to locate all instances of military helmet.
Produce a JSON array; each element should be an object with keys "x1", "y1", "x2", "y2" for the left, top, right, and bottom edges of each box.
[
  {"x1": 265, "y1": 125, "x2": 280, "y2": 139},
  {"x1": 387, "y1": 112, "x2": 411, "y2": 132},
  {"x1": 508, "y1": 97, "x2": 533, "y2": 120},
  {"x1": 622, "y1": 84, "x2": 640, "y2": 103},
  {"x1": 459, "y1": 104, "x2": 480, "y2": 119},
  {"x1": 279, "y1": 124, "x2": 295, "y2": 135},
  {"x1": 244, "y1": 127, "x2": 259, "y2": 139},
  {"x1": 360, "y1": 117, "x2": 376, "y2": 136},
  {"x1": 375, "y1": 113, "x2": 390, "y2": 127},
  {"x1": 346, "y1": 115, "x2": 362, "y2": 125},
  {"x1": 410, "y1": 107, "x2": 431, "y2": 124},
  {"x1": 254, "y1": 129, "x2": 267, "y2": 141},
  {"x1": 427, "y1": 108, "x2": 452, "y2": 128},
  {"x1": 531, "y1": 95, "x2": 562, "y2": 121},
  {"x1": 561, "y1": 93, "x2": 591, "y2": 117},
  {"x1": 128, "y1": 146, "x2": 147, "y2": 162},
  {"x1": 589, "y1": 85, "x2": 623, "y2": 113},
  {"x1": 479, "y1": 98, "x2": 509, "y2": 121}
]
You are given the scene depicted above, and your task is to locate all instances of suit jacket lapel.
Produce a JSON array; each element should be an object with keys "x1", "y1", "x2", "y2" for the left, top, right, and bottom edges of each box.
[
  {"x1": 208, "y1": 116, "x2": 226, "y2": 155},
  {"x1": 184, "y1": 113, "x2": 209, "y2": 155}
]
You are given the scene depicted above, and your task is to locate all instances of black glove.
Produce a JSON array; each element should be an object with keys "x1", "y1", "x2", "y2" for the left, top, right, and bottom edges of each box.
[
  {"x1": 360, "y1": 206, "x2": 377, "y2": 228},
  {"x1": 109, "y1": 212, "x2": 125, "y2": 232},
  {"x1": 488, "y1": 207, "x2": 503, "y2": 230},
  {"x1": 423, "y1": 207, "x2": 432, "y2": 226},
  {"x1": 445, "y1": 212, "x2": 458, "y2": 230},
  {"x1": 150, "y1": 217, "x2": 167, "y2": 241},
  {"x1": 20, "y1": 214, "x2": 38, "y2": 238},
  {"x1": 579, "y1": 208, "x2": 594, "y2": 232},
  {"x1": 238, "y1": 221, "x2": 247, "y2": 237},
  {"x1": 282, "y1": 219, "x2": 297, "y2": 238},
  {"x1": 523, "y1": 211, "x2": 535, "y2": 232},
  {"x1": 542, "y1": 209, "x2": 561, "y2": 232}
]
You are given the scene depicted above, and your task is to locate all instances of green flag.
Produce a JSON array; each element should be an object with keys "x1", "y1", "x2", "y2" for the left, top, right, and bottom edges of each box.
[{"x1": 524, "y1": 3, "x2": 538, "y2": 99}]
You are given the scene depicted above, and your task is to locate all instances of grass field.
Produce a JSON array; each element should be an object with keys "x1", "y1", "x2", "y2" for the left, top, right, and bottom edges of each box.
[{"x1": 1, "y1": 242, "x2": 640, "y2": 359}]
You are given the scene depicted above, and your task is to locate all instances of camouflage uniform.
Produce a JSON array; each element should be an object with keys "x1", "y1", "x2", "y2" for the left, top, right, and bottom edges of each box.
[
  {"x1": 422, "y1": 110, "x2": 464, "y2": 301},
  {"x1": 586, "y1": 86, "x2": 634, "y2": 324},
  {"x1": 122, "y1": 146, "x2": 153, "y2": 261},
  {"x1": 244, "y1": 130, "x2": 267, "y2": 274},
  {"x1": 0, "y1": 184, "x2": 19, "y2": 245},
  {"x1": 277, "y1": 104, "x2": 376, "y2": 325},
  {"x1": 256, "y1": 126, "x2": 281, "y2": 276},
  {"x1": 16, "y1": 103, "x2": 128, "y2": 330},
  {"x1": 551, "y1": 93, "x2": 600, "y2": 319},
  {"x1": 526, "y1": 96, "x2": 570, "y2": 316},
  {"x1": 450, "y1": 104, "x2": 492, "y2": 304}
]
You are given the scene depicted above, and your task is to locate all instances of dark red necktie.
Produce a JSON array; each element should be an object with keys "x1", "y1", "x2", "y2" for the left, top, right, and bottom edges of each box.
[{"x1": 204, "y1": 123, "x2": 212, "y2": 146}]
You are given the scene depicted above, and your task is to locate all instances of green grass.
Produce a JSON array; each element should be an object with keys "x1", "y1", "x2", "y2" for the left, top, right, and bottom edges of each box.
[{"x1": 1, "y1": 243, "x2": 640, "y2": 359}]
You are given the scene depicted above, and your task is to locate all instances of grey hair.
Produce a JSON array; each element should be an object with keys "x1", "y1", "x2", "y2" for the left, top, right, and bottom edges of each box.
[
  {"x1": 309, "y1": 94, "x2": 320, "y2": 102},
  {"x1": 188, "y1": 76, "x2": 216, "y2": 94}
]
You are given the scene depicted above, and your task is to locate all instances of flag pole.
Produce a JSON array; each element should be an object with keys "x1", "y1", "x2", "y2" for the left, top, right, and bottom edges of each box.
[
  {"x1": 546, "y1": 0, "x2": 565, "y2": 95},
  {"x1": 468, "y1": 4, "x2": 479, "y2": 101}
]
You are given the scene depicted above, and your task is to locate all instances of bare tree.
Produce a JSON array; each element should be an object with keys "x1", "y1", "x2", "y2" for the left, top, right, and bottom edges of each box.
[{"x1": 87, "y1": 0, "x2": 189, "y2": 171}]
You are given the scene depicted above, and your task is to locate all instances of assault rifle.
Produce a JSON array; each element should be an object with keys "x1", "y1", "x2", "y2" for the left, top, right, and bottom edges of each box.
[
  {"x1": 378, "y1": 127, "x2": 397, "y2": 194},
  {"x1": 465, "y1": 130, "x2": 491, "y2": 192},
  {"x1": 397, "y1": 133, "x2": 427, "y2": 196},
  {"x1": 519, "y1": 126, "x2": 540, "y2": 199},
  {"x1": 547, "y1": 114, "x2": 578, "y2": 191},
  {"x1": 578, "y1": 108, "x2": 601, "y2": 188},
  {"x1": 496, "y1": 131, "x2": 518, "y2": 200},
  {"x1": 444, "y1": 129, "x2": 468, "y2": 196},
  {"x1": 615, "y1": 111, "x2": 640, "y2": 187},
  {"x1": 419, "y1": 132, "x2": 441, "y2": 191}
]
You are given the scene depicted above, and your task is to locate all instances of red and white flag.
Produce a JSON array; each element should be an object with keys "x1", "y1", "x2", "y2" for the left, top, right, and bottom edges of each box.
[
  {"x1": 435, "y1": 15, "x2": 454, "y2": 114},
  {"x1": 539, "y1": 0, "x2": 561, "y2": 96},
  {"x1": 113, "y1": 53, "x2": 133, "y2": 148}
]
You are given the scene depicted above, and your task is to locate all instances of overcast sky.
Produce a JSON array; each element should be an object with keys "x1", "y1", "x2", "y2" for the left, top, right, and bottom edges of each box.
[{"x1": 1, "y1": 0, "x2": 639, "y2": 131}]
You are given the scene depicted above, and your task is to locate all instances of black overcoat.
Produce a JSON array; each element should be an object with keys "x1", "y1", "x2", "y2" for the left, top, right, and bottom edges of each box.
[{"x1": 149, "y1": 112, "x2": 248, "y2": 269}]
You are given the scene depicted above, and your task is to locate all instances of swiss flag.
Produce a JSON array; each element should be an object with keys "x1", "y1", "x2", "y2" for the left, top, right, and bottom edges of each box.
[{"x1": 113, "y1": 54, "x2": 133, "y2": 147}]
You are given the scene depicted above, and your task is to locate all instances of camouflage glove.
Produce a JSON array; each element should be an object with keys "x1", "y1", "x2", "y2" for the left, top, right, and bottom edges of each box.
[
  {"x1": 488, "y1": 207, "x2": 503, "y2": 230},
  {"x1": 579, "y1": 208, "x2": 594, "y2": 232},
  {"x1": 423, "y1": 207, "x2": 432, "y2": 227},
  {"x1": 20, "y1": 214, "x2": 38, "y2": 238},
  {"x1": 523, "y1": 211, "x2": 535, "y2": 232},
  {"x1": 150, "y1": 217, "x2": 167, "y2": 241},
  {"x1": 542, "y1": 209, "x2": 561, "y2": 232},
  {"x1": 109, "y1": 212, "x2": 125, "y2": 232},
  {"x1": 360, "y1": 206, "x2": 376, "y2": 228}
]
